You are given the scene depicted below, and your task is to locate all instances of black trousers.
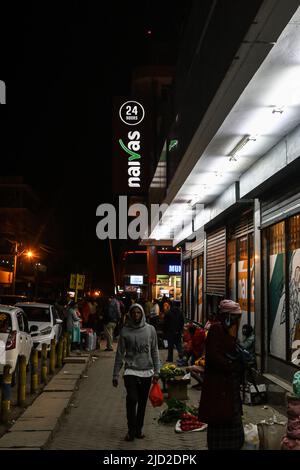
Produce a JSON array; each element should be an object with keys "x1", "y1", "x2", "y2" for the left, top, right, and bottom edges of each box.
[
  {"x1": 167, "y1": 333, "x2": 183, "y2": 362},
  {"x1": 124, "y1": 375, "x2": 152, "y2": 437}
]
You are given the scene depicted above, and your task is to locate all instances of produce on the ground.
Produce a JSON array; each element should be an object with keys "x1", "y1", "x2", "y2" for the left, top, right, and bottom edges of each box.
[
  {"x1": 179, "y1": 412, "x2": 205, "y2": 431},
  {"x1": 158, "y1": 398, "x2": 198, "y2": 424}
]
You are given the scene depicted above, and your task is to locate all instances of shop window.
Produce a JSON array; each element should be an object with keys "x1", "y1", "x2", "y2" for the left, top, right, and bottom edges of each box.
[
  {"x1": 288, "y1": 215, "x2": 300, "y2": 364},
  {"x1": 238, "y1": 236, "x2": 248, "y2": 334},
  {"x1": 227, "y1": 239, "x2": 236, "y2": 301},
  {"x1": 198, "y1": 256, "x2": 203, "y2": 324},
  {"x1": 268, "y1": 222, "x2": 286, "y2": 360},
  {"x1": 192, "y1": 258, "x2": 198, "y2": 322},
  {"x1": 249, "y1": 234, "x2": 255, "y2": 326},
  {"x1": 184, "y1": 261, "x2": 190, "y2": 318}
]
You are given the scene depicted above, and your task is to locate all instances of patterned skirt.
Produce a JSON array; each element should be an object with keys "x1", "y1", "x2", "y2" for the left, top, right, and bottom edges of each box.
[{"x1": 207, "y1": 421, "x2": 244, "y2": 450}]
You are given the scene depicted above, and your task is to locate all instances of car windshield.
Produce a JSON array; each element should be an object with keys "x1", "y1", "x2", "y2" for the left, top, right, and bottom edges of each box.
[
  {"x1": 0, "y1": 312, "x2": 12, "y2": 333},
  {"x1": 21, "y1": 307, "x2": 51, "y2": 323}
]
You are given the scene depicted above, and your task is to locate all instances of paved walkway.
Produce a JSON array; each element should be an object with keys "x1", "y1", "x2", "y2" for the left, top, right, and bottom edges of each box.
[{"x1": 47, "y1": 342, "x2": 287, "y2": 450}]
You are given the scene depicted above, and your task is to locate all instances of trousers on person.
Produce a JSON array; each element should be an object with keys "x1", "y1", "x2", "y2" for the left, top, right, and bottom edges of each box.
[
  {"x1": 124, "y1": 375, "x2": 152, "y2": 438},
  {"x1": 104, "y1": 322, "x2": 116, "y2": 349},
  {"x1": 167, "y1": 333, "x2": 183, "y2": 362}
]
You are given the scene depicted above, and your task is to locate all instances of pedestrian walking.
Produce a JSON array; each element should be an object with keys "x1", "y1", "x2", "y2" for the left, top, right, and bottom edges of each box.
[
  {"x1": 112, "y1": 303, "x2": 160, "y2": 441},
  {"x1": 163, "y1": 303, "x2": 184, "y2": 363},
  {"x1": 104, "y1": 295, "x2": 121, "y2": 351},
  {"x1": 198, "y1": 299, "x2": 245, "y2": 450}
]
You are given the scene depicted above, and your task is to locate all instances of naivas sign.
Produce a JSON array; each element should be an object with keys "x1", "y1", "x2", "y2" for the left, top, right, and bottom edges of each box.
[{"x1": 113, "y1": 98, "x2": 148, "y2": 195}]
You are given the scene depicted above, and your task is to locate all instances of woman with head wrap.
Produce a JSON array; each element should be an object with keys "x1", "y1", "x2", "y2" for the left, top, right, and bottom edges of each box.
[{"x1": 198, "y1": 299, "x2": 245, "y2": 450}]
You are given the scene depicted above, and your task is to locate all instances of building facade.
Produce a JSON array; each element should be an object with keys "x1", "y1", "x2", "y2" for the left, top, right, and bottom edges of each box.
[{"x1": 149, "y1": 1, "x2": 300, "y2": 385}]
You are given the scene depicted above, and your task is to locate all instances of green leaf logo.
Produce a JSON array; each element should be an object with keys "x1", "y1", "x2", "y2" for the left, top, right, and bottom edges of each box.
[{"x1": 119, "y1": 139, "x2": 141, "y2": 161}]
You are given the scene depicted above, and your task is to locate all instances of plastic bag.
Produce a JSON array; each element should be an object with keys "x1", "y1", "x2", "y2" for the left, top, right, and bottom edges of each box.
[
  {"x1": 243, "y1": 423, "x2": 259, "y2": 450},
  {"x1": 292, "y1": 371, "x2": 300, "y2": 398},
  {"x1": 149, "y1": 382, "x2": 164, "y2": 407}
]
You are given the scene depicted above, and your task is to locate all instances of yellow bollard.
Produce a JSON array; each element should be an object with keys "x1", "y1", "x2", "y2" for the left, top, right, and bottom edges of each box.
[
  {"x1": 49, "y1": 338, "x2": 56, "y2": 374},
  {"x1": 57, "y1": 337, "x2": 63, "y2": 368},
  {"x1": 1, "y1": 365, "x2": 12, "y2": 424},
  {"x1": 30, "y1": 349, "x2": 39, "y2": 394},
  {"x1": 41, "y1": 343, "x2": 48, "y2": 384},
  {"x1": 18, "y1": 355, "x2": 27, "y2": 407},
  {"x1": 63, "y1": 333, "x2": 68, "y2": 360},
  {"x1": 66, "y1": 332, "x2": 71, "y2": 356}
]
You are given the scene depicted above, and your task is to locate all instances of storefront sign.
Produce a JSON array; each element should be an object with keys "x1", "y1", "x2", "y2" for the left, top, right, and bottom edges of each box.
[
  {"x1": 168, "y1": 265, "x2": 181, "y2": 273},
  {"x1": 130, "y1": 275, "x2": 143, "y2": 285},
  {"x1": 112, "y1": 98, "x2": 150, "y2": 195}
]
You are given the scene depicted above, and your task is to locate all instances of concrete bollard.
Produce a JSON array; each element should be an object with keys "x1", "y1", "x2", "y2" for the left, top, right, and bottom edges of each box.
[
  {"x1": 30, "y1": 349, "x2": 39, "y2": 394},
  {"x1": 50, "y1": 338, "x2": 56, "y2": 374},
  {"x1": 1, "y1": 365, "x2": 12, "y2": 424},
  {"x1": 18, "y1": 355, "x2": 27, "y2": 407},
  {"x1": 57, "y1": 337, "x2": 63, "y2": 368},
  {"x1": 41, "y1": 343, "x2": 48, "y2": 384}
]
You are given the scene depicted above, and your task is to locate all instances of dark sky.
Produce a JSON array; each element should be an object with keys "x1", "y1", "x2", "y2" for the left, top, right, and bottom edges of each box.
[{"x1": 0, "y1": 1, "x2": 190, "y2": 289}]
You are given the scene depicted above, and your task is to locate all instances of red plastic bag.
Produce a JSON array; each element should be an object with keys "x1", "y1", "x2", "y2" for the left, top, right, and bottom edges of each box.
[{"x1": 149, "y1": 382, "x2": 164, "y2": 407}]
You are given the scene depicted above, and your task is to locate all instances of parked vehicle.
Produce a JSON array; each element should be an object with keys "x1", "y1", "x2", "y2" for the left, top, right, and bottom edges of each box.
[
  {"x1": 16, "y1": 302, "x2": 63, "y2": 350},
  {"x1": 0, "y1": 305, "x2": 33, "y2": 385}
]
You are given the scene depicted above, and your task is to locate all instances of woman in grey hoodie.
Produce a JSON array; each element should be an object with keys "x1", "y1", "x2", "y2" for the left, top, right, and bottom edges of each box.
[{"x1": 112, "y1": 303, "x2": 160, "y2": 441}]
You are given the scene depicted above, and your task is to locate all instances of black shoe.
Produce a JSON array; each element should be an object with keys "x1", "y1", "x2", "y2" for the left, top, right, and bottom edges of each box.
[
  {"x1": 124, "y1": 433, "x2": 135, "y2": 442},
  {"x1": 105, "y1": 348, "x2": 113, "y2": 351}
]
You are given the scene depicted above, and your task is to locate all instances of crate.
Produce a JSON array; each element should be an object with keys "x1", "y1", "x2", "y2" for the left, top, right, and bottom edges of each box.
[
  {"x1": 167, "y1": 379, "x2": 190, "y2": 400},
  {"x1": 243, "y1": 383, "x2": 268, "y2": 405}
]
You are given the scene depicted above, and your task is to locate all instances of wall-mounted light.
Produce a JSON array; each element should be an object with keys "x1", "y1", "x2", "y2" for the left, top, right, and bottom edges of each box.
[{"x1": 228, "y1": 135, "x2": 257, "y2": 161}]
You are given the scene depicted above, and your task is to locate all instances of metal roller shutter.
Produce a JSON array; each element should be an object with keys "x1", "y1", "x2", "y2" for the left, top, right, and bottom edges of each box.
[
  {"x1": 206, "y1": 227, "x2": 226, "y2": 296},
  {"x1": 261, "y1": 189, "x2": 300, "y2": 228},
  {"x1": 228, "y1": 211, "x2": 254, "y2": 238}
]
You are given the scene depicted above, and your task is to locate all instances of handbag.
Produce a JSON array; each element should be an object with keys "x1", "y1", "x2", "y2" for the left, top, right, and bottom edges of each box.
[{"x1": 149, "y1": 382, "x2": 164, "y2": 407}]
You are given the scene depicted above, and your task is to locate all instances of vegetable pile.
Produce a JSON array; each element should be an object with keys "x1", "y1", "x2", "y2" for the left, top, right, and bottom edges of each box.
[
  {"x1": 179, "y1": 413, "x2": 205, "y2": 431},
  {"x1": 158, "y1": 398, "x2": 198, "y2": 424}
]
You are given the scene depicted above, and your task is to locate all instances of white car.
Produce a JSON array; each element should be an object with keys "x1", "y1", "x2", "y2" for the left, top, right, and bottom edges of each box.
[
  {"x1": 16, "y1": 302, "x2": 63, "y2": 351},
  {"x1": 0, "y1": 305, "x2": 33, "y2": 385}
]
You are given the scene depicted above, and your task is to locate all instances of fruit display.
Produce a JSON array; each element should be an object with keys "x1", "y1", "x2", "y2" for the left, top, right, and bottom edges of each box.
[
  {"x1": 175, "y1": 413, "x2": 207, "y2": 433},
  {"x1": 159, "y1": 363, "x2": 185, "y2": 380}
]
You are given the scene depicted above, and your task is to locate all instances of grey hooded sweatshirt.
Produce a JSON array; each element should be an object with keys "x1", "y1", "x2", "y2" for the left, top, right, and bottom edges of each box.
[{"x1": 113, "y1": 303, "x2": 160, "y2": 380}]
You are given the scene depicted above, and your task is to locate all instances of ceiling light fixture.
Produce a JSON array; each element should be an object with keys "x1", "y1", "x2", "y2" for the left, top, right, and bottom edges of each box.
[{"x1": 228, "y1": 134, "x2": 257, "y2": 161}]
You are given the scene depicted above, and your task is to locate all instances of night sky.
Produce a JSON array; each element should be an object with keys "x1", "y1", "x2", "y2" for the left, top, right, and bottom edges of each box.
[{"x1": 0, "y1": 1, "x2": 191, "y2": 290}]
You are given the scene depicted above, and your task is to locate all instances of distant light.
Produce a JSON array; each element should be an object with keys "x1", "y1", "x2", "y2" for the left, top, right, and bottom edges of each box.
[
  {"x1": 26, "y1": 250, "x2": 33, "y2": 258},
  {"x1": 147, "y1": 30, "x2": 152, "y2": 35}
]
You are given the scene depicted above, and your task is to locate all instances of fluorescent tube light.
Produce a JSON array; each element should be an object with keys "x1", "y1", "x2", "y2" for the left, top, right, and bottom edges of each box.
[{"x1": 228, "y1": 135, "x2": 257, "y2": 161}]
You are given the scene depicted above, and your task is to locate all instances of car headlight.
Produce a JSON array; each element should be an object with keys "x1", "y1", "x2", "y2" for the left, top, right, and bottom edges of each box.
[{"x1": 39, "y1": 326, "x2": 52, "y2": 335}]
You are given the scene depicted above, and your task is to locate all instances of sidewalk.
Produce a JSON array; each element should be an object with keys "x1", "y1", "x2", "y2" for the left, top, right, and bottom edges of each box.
[
  {"x1": 0, "y1": 343, "x2": 287, "y2": 450},
  {"x1": 46, "y1": 343, "x2": 287, "y2": 450},
  {"x1": 0, "y1": 353, "x2": 90, "y2": 450}
]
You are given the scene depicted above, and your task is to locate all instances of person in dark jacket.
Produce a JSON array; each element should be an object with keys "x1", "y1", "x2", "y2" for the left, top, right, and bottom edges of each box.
[
  {"x1": 163, "y1": 303, "x2": 184, "y2": 362},
  {"x1": 198, "y1": 299, "x2": 244, "y2": 450}
]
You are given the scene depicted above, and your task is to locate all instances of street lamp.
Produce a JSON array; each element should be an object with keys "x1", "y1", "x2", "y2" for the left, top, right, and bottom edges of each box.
[{"x1": 12, "y1": 243, "x2": 35, "y2": 295}]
